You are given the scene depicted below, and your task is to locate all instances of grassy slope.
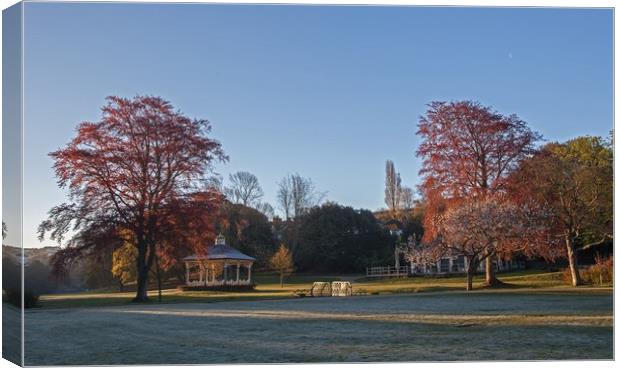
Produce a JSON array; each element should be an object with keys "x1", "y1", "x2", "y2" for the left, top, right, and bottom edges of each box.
[{"x1": 37, "y1": 269, "x2": 612, "y2": 309}]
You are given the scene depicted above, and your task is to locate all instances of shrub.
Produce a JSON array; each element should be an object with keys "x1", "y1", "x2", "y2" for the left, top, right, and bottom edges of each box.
[
  {"x1": 3, "y1": 288, "x2": 40, "y2": 308},
  {"x1": 587, "y1": 254, "x2": 613, "y2": 285},
  {"x1": 562, "y1": 267, "x2": 579, "y2": 284},
  {"x1": 562, "y1": 255, "x2": 613, "y2": 286}
]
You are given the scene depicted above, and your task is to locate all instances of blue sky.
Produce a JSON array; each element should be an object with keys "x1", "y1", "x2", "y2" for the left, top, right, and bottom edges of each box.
[{"x1": 8, "y1": 3, "x2": 614, "y2": 247}]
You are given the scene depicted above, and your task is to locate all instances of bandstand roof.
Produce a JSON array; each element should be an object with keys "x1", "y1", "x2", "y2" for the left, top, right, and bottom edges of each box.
[{"x1": 182, "y1": 234, "x2": 255, "y2": 262}]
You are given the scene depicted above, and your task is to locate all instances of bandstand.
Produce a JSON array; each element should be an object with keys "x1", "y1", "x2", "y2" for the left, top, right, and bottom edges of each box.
[{"x1": 182, "y1": 234, "x2": 255, "y2": 288}]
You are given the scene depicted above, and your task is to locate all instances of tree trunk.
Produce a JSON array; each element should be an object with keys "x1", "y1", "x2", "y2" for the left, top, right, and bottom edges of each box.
[
  {"x1": 134, "y1": 241, "x2": 150, "y2": 302},
  {"x1": 465, "y1": 257, "x2": 475, "y2": 291},
  {"x1": 466, "y1": 269, "x2": 473, "y2": 291},
  {"x1": 119, "y1": 280, "x2": 124, "y2": 293},
  {"x1": 134, "y1": 266, "x2": 149, "y2": 302},
  {"x1": 484, "y1": 251, "x2": 500, "y2": 287},
  {"x1": 134, "y1": 239, "x2": 155, "y2": 302},
  {"x1": 566, "y1": 235, "x2": 582, "y2": 287},
  {"x1": 156, "y1": 256, "x2": 162, "y2": 302},
  {"x1": 280, "y1": 271, "x2": 284, "y2": 288}
]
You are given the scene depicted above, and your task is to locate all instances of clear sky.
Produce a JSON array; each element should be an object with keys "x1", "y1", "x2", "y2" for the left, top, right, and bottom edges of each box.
[{"x1": 7, "y1": 3, "x2": 613, "y2": 247}]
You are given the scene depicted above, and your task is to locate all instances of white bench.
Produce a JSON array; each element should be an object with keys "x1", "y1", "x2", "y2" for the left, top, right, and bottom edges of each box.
[
  {"x1": 310, "y1": 282, "x2": 332, "y2": 297},
  {"x1": 331, "y1": 281, "x2": 352, "y2": 296}
]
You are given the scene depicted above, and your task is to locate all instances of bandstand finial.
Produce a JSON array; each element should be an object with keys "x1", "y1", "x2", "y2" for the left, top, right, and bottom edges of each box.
[{"x1": 215, "y1": 233, "x2": 226, "y2": 245}]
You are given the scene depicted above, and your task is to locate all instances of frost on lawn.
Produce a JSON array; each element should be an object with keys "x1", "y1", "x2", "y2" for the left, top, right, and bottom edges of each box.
[{"x1": 23, "y1": 291, "x2": 613, "y2": 365}]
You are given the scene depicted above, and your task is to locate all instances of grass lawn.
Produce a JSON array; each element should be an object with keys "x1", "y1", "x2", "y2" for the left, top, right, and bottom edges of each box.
[
  {"x1": 37, "y1": 269, "x2": 611, "y2": 309},
  {"x1": 21, "y1": 286, "x2": 612, "y2": 365},
  {"x1": 2, "y1": 303, "x2": 22, "y2": 365}
]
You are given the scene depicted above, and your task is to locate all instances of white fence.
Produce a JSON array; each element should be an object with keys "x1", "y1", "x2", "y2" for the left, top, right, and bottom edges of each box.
[{"x1": 366, "y1": 266, "x2": 409, "y2": 277}]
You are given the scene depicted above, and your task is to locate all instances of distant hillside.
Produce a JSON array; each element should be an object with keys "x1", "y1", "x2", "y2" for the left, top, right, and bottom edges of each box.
[{"x1": 2, "y1": 245, "x2": 60, "y2": 266}]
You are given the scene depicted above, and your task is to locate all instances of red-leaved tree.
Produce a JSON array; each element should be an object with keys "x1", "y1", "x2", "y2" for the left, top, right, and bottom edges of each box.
[
  {"x1": 413, "y1": 197, "x2": 559, "y2": 290},
  {"x1": 507, "y1": 137, "x2": 613, "y2": 286},
  {"x1": 39, "y1": 96, "x2": 227, "y2": 301},
  {"x1": 416, "y1": 101, "x2": 541, "y2": 286}
]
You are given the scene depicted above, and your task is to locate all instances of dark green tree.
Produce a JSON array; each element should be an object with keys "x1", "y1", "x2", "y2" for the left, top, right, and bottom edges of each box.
[
  {"x1": 218, "y1": 202, "x2": 276, "y2": 267},
  {"x1": 293, "y1": 202, "x2": 393, "y2": 273}
]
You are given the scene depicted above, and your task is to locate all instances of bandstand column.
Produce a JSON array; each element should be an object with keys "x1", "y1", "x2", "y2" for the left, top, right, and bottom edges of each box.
[
  {"x1": 224, "y1": 262, "x2": 228, "y2": 283},
  {"x1": 236, "y1": 262, "x2": 240, "y2": 283},
  {"x1": 185, "y1": 262, "x2": 190, "y2": 285},
  {"x1": 247, "y1": 263, "x2": 252, "y2": 282}
]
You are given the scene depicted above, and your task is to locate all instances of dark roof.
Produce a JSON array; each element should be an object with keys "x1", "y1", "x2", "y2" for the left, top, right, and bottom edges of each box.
[
  {"x1": 182, "y1": 234, "x2": 255, "y2": 262},
  {"x1": 182, "y1": 244, "x2": 255, "y2": 262},
  {"x1": 182, "y1": 244, "x2": 255, "y2": 261}
]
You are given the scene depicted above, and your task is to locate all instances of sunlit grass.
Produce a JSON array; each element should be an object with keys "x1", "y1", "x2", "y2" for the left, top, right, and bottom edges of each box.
[{"x1": 37, "y1": 269, "x2": 611, "y2": 309}]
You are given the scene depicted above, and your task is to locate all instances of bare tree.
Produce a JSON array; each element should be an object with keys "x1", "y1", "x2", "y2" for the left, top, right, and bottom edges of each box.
[
  {"x1": 224, "y1": 171, "x2": 264, "y2": 207},
  {"x1": 401, "y1": 186, "x2": 415, "y2": 211},
  {"x1": 277, "y1": 177, "x2": 293, "y2": 220},
  {"x1": 384, "y1": 160, "x2": 402, "y2": 217},
  {"x1": 277, "y1": 174, "x2": 325, "y2": 220},
  {"x1": 255, "y1": 202, "x2": 275, "y2": 220}
]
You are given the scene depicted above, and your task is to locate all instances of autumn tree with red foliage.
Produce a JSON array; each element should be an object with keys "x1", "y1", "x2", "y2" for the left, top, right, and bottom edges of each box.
[
  {"x1": 412, "y1": 197, "x2": 558, "y2": 290},
  {"x1": 416, "y1": 101, "x2": 541, "y2": 286},
  {"x1": 507, "y1": 137, "x2": 613, "y2": 286},
  {"x1": 39, "y1": 96, "x2": 227, "y2": 301}
]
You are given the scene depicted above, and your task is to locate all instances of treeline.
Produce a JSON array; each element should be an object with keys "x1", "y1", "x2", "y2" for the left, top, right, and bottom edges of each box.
[
  {"x1": 2, "y1": 245, "x2": 66, "y2": 307},
  {"x1": 217, "y1": 200, "x2": 412, "y2": 274},
  {"x1": 3, "y1": 198, "x2": 408, "y2": 298},
  {"x1": 219, "y1": 170, "x2": 424, "y2": 274}
]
